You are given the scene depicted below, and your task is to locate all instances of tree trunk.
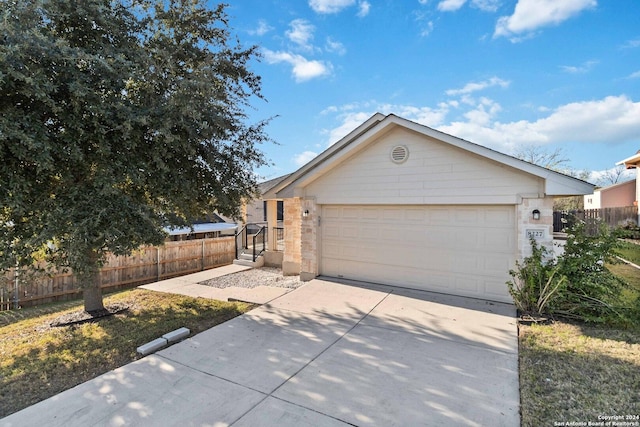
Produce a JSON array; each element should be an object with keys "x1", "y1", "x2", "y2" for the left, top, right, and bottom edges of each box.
[
  {"x1": 83, "y1": 276, "x2": 104, "y2": 313},
  {"x1": 82, "y1": 251, "x2": 105, "y2": 313}
]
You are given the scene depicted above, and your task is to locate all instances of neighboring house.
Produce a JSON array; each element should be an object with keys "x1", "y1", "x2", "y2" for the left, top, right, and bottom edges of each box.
[
  {"x1": 165, "y1": 213, "x2": 237, "y2": 241},
  {"x1": 257, "y1": 114, "x2": 593, "y2": 303},
  {"x1": 617, "y1": 151, "x2": 640, "y2": 224},
  {"x1": 583, "y1": 179, "x2": 636, "y2": 209}
]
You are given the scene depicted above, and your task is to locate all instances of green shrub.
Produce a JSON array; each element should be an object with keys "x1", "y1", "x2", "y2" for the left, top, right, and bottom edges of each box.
[
  {"x1": 507, "y1": 239, "x2": 565, "y2": 316},
  {"x1": 555, "y1": 221, "x2": 627, "y2": 323},
  {"x1": 615, "y1": 222, "x2": 640, "y2": 240},
  {"x1": 508, "y1": 221, "x2": 634, "y2": 325}
]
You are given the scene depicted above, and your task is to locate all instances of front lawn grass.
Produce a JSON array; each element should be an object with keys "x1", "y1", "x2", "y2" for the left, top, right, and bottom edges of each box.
[
  {"x1": 519, "y1": 321, "x2": 640, "y2": 427},
  {"x1": 616, "y1": 240, "x2": 640, "y2": 266},
  {"x1": 0, "y1": 289, "x2": 255, "y2": 418},
  {"x1": 519, "y1": 257, "x2": 640, "y2": 427}
]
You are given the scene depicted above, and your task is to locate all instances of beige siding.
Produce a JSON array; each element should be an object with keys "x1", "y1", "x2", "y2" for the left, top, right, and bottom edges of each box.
[{"x1": 305, "y1": 128, "x2": 543, "y2": 205}]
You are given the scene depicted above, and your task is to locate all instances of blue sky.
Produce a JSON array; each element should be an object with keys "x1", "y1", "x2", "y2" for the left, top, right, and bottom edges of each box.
[{"x1": 224, "y1": 0, "x2": 640, "y2": 184}]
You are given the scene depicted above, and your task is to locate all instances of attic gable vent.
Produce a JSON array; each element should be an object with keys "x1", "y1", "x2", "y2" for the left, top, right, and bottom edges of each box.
[{"x1": 390, "y1": 145, "x2": 409, "y2": 164}]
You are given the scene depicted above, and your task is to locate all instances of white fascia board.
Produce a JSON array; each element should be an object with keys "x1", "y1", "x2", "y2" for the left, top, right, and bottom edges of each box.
[{"x1": 616, "y1": 152, "x2": 640, "y2": 168}]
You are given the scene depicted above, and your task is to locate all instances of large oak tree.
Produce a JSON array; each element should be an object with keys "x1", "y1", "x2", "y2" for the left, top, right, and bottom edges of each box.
[{"x1": 0, "y1": 0, "x2": 269, "y2": 312}]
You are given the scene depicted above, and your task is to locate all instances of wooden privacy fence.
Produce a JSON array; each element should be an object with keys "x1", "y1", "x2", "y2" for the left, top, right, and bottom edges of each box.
[
  {"x1": 0, "y1": 236, "x2": 235, "y2": 310},
  {"x1": 553, "y1": 206, "x2": 638, "y2": 234}
]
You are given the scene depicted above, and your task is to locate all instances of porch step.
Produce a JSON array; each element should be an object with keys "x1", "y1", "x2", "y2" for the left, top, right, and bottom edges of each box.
[
  {"x1": 233, "y1": 254, "x2": 264, "y2": 268},
  {"x1": 238, "y1": 252, "x2": 256, "y2": 261}
]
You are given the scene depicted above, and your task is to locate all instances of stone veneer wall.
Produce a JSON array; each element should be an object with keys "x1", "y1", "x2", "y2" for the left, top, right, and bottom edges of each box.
[
  {"x1": 300, "y1": 198, "x2": 318, "y2": 281},
  {"x1": 282, "y1": 197, "x2": 302, "y2": 276},
  {"x1": 517, "y1": 197, "x2": 554, "y2": 260}
]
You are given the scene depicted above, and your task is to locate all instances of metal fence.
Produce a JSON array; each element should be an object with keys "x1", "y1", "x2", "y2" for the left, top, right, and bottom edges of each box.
[{"x1": 0, "y1": 236, "x2": 235, "y2": 310}]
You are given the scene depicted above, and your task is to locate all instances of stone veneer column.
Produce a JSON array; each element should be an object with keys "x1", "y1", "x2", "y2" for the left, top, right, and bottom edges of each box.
[
  {"x1": 282, "y1": 197, "x2": 302, "y2": 276},
  {"x1": 517, "y1": 197, "x2": 554, "y2": 260},
  {"x1": 300, "y1": 198, "x2": 318, "y2": 281}
]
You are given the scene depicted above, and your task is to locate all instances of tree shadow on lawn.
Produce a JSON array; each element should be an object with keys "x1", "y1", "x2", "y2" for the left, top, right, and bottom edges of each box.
[{"x1": 0, "y1": 293, "x2": 252, "y2": 418}]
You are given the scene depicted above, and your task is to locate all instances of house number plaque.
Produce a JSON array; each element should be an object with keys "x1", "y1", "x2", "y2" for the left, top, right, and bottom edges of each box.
[{"x1": 525, "y1": 229, "x2": 545, "y2": 240}]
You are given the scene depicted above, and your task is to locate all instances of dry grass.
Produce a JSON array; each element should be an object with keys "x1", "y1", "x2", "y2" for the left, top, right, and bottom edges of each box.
[
  {"x1": 0, "y1": 289, "x2": 254, "y2": 417},
  {"x1": 519, "y1": 256, "x2": 640, "y2": 426},
  {"x1": 519, "y1": 321, "x2": 640, "y2": 427}
]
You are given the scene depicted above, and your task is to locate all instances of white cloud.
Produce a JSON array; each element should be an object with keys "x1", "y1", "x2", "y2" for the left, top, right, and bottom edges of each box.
[
  {"x1": 445, "y1": 76, "x2": 510, "y2": 96},
  {"x1": 309, "y1": 0, "x2": 355, "y2": 14},
  {"x1": 358, "y1": 1, "x2": 371, "y2": 17},
  {"x1": 286, "y1": 19, "x2": 315, "y2": 51},
  {"x1": 263, "y1": 49, "x2": 333, "y2": 82},
  {"x1": 621, "y1": 38, "x2": 640, "y2": 49},
  {"x1": 293, "y1": 150, "x2": 319, "y2": 166},
  {"x1": 326, "y1": 111, "x2": 375, "y2": 144},
  {"x1": 437, "y1": 0, "x2": 500, "y2": 12},
  {"x1": 380, "y1": 103, "x2": 451, "y2": 127},
  {"x1": 471, "y1": 0, "x2": 501, "y2": 12},
  {"x1": 461, "y1": 97, "x2": 502, "y2": 126},
  {"x1": 438, "y1": 0, "x2": 467, "y2": 12},
  {"x1": 560, "y1": 60, "x2": 598, "y2": 74},
  {"x1": 420, "y1": 20, "x2": 434, "y2": 37},
  {"x1": 325, "y1": 37, "x2": 347, "y2": 55},
  {"x1": 321, "y1": 102, "x2": 451, "y2": 145},
  {"x1": 494, "y1": 0, "x2": 597, "y2": 41},
  {"x1": 413, "y1": 11, "x2": 435, "y2": 37},
  {"x1": 249, "y1": 19, "x2": 273, "y2": 36},
  {"x1": 440, "y1": 95, "x2": 640, "y2": 153},
  {"x1": 321, "y1": 95, "x2": 640, "y2": 158},
  {"x1": 628, "y1": 70, "x2": 640, "y2": 79}
]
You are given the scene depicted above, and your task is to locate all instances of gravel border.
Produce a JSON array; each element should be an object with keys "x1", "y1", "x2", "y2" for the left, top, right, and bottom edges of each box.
[{"x1": 199, "y1": 267, "x2": 304, "y2": 290}]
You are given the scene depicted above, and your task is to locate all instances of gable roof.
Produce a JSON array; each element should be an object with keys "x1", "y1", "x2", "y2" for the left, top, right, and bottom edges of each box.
[
  {"x1": 258, "y1": 173, "x2": 292, "y2": 195},
  {"x1": 265, "y1": 113, "x2": 594, "y2": 199}
]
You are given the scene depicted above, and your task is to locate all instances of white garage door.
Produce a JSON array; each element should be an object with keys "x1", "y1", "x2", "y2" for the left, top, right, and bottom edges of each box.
[{"x1": 320, "y1": 205, "x2": 516, "y2": 303}]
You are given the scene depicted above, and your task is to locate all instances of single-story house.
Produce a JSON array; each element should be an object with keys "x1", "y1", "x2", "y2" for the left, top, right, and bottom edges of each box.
[
  {"x1": 165, "y1": 213, "x2": 237, "y2": 241},
  {"x1": 255, "y1": 113, "x2": 594, "y2": 303},
  {"x1": 583, "y1": 179, "x2": 636, "y2": 209}
]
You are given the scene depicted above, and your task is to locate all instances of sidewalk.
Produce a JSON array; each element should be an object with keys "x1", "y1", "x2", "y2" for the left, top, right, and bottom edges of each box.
[{"x1": 138, "y1": 264, "x2": 296, "y2": 304}]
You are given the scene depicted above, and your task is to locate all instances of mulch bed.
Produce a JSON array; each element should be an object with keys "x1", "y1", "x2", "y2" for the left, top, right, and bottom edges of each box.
[{"x1": 49, "y1": 303, "x2": 130, "y2": 327}]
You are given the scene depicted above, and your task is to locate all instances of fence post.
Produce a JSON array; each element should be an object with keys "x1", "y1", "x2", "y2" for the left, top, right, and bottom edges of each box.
[
  {"x1": 13, "y1": 265, "x2": 19, "y2": 310},
  {"x1": 156, "y1": 246, "x2": 161, "y2": 282},
  {"x1": 201, "y1": 239, "x2": 205, "y2": 271}
]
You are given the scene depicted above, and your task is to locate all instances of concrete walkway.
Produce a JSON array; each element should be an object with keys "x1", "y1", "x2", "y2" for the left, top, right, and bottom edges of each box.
[
  {"x1": 138, "y1": 264, "x2": 295, "y2": 304},
  {"x1": 1, "y1": 277, "x2": 520, "y2": 427}
]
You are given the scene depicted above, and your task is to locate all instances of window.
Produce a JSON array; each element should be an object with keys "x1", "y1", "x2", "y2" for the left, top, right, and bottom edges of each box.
[{"x1": 263, "y1": 200, "x2": 284, "y2": 221}]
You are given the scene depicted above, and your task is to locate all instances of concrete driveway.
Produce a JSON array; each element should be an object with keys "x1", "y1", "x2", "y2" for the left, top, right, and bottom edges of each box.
[{"x1": 1, "y1": 278, "x2": 520, "y2": 427}]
